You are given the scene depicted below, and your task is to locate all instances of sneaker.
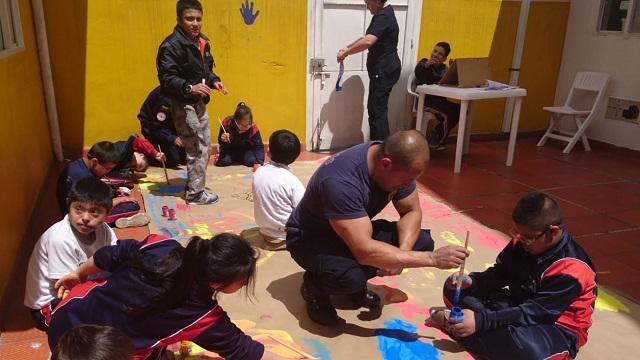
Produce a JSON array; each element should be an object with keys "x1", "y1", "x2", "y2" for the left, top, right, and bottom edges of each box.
[
  {"x1": 348, "y1": 289, "x2": 381, "y2": 310},
  {"x1": 300, "y1": 282, "x2": 338, "y2": 326},
  {"x1": 262, "y1": 239, "x2": 287, "y2": 251},
  {"x1": 186, "y1": 191, "x2": 220, "y2": 205},
  {"x1": 115, "y1": 213, "x2": 150, "y2": 228}
]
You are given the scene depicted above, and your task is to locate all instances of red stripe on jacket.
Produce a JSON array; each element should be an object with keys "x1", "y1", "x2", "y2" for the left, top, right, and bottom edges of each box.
[{"x1": 541, "y1": 258, "x2": 596, "y2": 348}]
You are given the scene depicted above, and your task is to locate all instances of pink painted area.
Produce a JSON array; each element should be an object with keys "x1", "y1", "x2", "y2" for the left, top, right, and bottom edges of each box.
[
  {"x1": 260, "y1": 314, "x2": 273, "y2": 321},
  {"x1": 392, "y1": 302, "x2": 431, "y2": 320},
  {"x1": 176, "y1": 203, "x2": 190, "y2": 211}
]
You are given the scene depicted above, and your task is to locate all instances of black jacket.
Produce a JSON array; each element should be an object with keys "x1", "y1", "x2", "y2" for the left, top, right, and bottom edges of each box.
[
  {"x1": 138, "y1": 86, "x2": 177, "y2": 144},
  {"x1": 156, "y1": 26, "x2": 221, "y2": 104}
]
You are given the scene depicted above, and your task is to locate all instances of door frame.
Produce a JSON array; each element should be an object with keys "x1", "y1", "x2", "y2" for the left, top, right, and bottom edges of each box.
[{"x1": 305, "y1": 0, "x2": 424, "y2": 150}]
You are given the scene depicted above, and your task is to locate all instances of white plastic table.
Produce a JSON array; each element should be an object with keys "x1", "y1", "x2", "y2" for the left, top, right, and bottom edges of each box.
[{"x1": 415, "y1": 85, "x2": 527, "y2": 173}]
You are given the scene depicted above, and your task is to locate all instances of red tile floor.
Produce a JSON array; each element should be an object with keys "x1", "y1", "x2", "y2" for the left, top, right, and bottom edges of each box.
[{"x1": 1, "y1": 136, "x2": 638, "y2": 358}]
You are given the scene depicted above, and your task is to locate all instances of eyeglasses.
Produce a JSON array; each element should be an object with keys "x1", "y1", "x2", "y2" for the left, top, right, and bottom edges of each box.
[{"x1": 510, "y1": 227, "x2": 548, "y2": 245}]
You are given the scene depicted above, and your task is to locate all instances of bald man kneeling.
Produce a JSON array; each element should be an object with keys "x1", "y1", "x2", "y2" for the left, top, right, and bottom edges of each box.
[{"x1": 285, "y1": 130, "x2": 469, "y2": 326}]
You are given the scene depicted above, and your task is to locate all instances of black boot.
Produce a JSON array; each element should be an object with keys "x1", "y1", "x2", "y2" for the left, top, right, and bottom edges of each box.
[
  {"x1": 349, "y1": 289, "x2": 381, "y2": 310},
  {"x1": 300, "y1": 280, "x2": 338, "y2": 326}
]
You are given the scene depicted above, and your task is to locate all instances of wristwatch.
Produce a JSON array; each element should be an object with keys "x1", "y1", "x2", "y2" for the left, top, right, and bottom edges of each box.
[{"x1": 185, "y1": 84, "x2": 193, "y2": 93}]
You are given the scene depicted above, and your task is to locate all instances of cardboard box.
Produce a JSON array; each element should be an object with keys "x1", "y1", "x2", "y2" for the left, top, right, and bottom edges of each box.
[{"x1": 439, "y1": 57, "x2": 491, "y2": 88}]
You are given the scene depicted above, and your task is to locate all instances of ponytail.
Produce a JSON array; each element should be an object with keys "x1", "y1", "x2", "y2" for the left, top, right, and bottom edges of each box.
[
  {"x1": 233, "y1": 102, "x2": 253, "y2": 122},
  {"x1": 128, "y1": 234, "x2": 257, "y2": 317}
]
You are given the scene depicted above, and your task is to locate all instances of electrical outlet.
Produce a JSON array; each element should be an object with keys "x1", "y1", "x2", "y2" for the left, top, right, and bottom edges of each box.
[{"x1": 605, "y1": 97, "x2": 640, "y2": 124}]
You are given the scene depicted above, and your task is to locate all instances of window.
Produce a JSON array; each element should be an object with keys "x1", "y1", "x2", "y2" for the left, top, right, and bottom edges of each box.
[
  {"x1": 0, "y1": 0, "x2": 24, "y2": 56},
  {"x1": 599, "y1": 0, "x2": 640, "y2": 34}
]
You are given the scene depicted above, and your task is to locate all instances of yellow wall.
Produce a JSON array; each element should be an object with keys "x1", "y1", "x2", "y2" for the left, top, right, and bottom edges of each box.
[
  {"x1": 418, "y1": 0, "x2": 569, "y2": 133},
  {"x1": 47, "y1": 0, "x2": 307, "y2": 149},
  {"x1": 0, "y1": 0, "x2": 52, "y2": 298}
]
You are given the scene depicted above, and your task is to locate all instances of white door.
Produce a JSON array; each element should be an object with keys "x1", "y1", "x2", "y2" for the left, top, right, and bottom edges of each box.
[{"x1": 306, "y1": 0, "x2": 422, "y2": 151}]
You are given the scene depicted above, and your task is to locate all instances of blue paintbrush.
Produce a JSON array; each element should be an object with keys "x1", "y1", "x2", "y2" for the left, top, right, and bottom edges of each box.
[{"x1": 452, "y1": 231, "x2": 470, "y2": 306}]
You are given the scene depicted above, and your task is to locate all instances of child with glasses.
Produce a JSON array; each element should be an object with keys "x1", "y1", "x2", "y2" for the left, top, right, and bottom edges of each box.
[
  {"x1": 215, "y1": 102, "x2": 265, "y2": 167},
  {"x1": 427, "y1": 192, "x2": 597, "y2": 360}
]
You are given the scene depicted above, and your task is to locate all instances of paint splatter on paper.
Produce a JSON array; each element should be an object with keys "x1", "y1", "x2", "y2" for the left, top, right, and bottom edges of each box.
[{"x1": 376, "y1": 319, "x2": 440, "y2": 360}]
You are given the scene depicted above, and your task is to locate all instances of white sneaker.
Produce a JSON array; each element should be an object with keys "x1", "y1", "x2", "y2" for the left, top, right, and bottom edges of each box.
[{"x1": 115, "y1": 213, "x2": 150, "y2": 228}]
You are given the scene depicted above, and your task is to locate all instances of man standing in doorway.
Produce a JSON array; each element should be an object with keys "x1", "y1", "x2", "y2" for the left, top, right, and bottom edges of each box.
[
  {"x1": 157, "y1": 0, "x2": 228, "y2": 205},
  {"x1": 337, "y1": 0, "x2": 401, "y2": 141}
]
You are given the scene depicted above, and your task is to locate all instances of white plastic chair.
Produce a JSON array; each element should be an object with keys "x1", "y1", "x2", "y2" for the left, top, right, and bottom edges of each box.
[
  {"x1": 537, "y1": 72, "x2": 610, "y2": 153},
  {"x1": 407, "y1": 72, "x2": 436, "y2": 135}
]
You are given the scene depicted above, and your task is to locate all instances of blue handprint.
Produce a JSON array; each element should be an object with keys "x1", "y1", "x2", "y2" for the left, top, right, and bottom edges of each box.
[{"x1": 240, "y1": 0, "x2": 260, "y2": 25}]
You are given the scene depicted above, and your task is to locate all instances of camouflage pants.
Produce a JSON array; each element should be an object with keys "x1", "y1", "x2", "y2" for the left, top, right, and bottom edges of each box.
[{"x1": 171, "y1": 100, "x2": 211, "y2": 197}]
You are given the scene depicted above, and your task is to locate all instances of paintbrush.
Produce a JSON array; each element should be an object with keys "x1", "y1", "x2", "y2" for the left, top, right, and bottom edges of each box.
[
  {"x1": 452, "y1": 231, "x2": 470, "y2": 306},
  {"x1": 157, "y1": 144, "x2": 170, "y2": 186},
  {"x1": 217, "y1": 116, "x2": 228, "y2": 134},
  {"x1": 268, "y1": 335, "x2": 319, "y2": 360}
]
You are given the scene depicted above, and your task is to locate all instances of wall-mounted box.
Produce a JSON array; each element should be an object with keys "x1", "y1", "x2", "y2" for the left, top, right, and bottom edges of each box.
[{"x1": 605, "y1": 97, "x2": 640, "y2": 124}]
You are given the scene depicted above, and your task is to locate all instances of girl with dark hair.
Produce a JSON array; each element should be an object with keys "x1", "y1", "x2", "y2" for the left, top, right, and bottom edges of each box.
[
  {"x1": 48, "y1": 234, "x2": 295, "y2": 360},
  {"x1": 215, "y1": 102, "x2": 265, "y2": 167}
]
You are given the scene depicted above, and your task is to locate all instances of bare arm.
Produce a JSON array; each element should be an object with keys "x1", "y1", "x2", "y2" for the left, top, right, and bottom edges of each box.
[
  {"x1": 54, "y1": 257, "x2": 101, "y2": 297},
  {"x1": 392, "y1": 189, "x2": 422, "y2": 251},
  {"x1": 329, "y1": 217, "x2": 467, "y2": 270},
  {"x1": 337, "y1": 34, "x2": 378, "y2": 62}
]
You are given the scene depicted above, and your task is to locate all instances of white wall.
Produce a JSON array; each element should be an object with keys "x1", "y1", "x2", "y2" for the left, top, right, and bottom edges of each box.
[{"x1": 555, "y1": 0, "x2": 640, "y2": 150}]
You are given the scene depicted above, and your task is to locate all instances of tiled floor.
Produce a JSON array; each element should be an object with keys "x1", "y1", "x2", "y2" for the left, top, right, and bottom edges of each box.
[
  {"x1": 417, "y1": 136, "x2": 640, "y2": 302},
  {"x1": 0, "y1": 136, "x2": 638, "y2": 358}
]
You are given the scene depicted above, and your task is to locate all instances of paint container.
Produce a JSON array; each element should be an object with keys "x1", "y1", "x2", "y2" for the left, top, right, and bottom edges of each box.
[
  {"x1": 162, "y1": 205, "x2": 169, "y2": 217},
  {"x1": 179, "y1": 341, "x2": 191, "y2": 356},
  {"x1": 448, "y1": 306, "x2": 463, "y2": 324},
  {"x1": 168, "y1": 208, "x2": 177, "y2": 221}
]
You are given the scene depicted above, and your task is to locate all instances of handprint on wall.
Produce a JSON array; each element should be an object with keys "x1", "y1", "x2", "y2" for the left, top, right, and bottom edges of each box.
[{"x1": 240, "y1": 0, "x2": 260, "y2": 25}]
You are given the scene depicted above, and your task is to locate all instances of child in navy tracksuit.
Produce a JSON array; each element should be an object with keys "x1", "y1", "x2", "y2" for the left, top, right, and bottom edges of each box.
[
  {"x1": 428, "y1": 192, "x2": 597, "y2": 360},
  {"x1": 48, "y1": 233, "x2": 283, "y2": 360},
  {"x1": 138, "y1": 86, "x2": 186, "y2": 168},
  {"x1": 215, "y1": 102, "x2": 265, "y2": 167}
]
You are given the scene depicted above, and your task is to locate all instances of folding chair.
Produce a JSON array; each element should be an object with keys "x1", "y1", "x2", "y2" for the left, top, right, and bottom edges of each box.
[
  {"x1": 407, "y1": 72, "x2": 436, "y2": 136},
  {"x1": 537, "y1": 72, "x2": 609, "y2": 153}
]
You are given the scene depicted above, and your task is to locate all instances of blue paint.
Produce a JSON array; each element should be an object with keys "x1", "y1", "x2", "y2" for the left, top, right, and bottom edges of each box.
[
  {"x1": 376, "y1": 319, "x2": 440, "y2": 360},
  {"x1": 176, "y1": 171, "x2": 188, "y2": 179},
  {"x1": 155, "y1": 184, "x2": 185, "y2": 195},
  {"x1": 302, "y1": 338, "x2": 331, "y2": 360},
  {"x1": 453, "y1": 287, "x2": 461, "y2": 306},
  {"x1": 240, "y1": 0, "x2": 260, "y2": 25}
]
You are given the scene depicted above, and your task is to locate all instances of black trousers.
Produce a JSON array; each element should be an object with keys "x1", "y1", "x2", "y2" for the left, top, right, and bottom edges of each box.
[
  {"x1": 442, "y1": 285, "x2": 578, "y2": 360},
  {"x1": 367, "y1": 66, "x2": 401, "y2": 141},
  {"x1": 287, "y1": 219, "x2": 434, "y2": 297},
  {"x1": 424, "y1": 96, "x2": 461, "y2": 143},
  {"x1": 143, "y1": 132, "x2": 186, "y2": 168}
]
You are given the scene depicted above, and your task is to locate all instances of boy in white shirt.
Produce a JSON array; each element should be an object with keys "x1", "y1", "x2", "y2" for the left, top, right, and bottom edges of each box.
[
  {"x1": 24, "y1": 177, "x2": 117, "y2": 331},
  {"x1": 252, "y1": 130, "x2": 305, "y2": 251}
]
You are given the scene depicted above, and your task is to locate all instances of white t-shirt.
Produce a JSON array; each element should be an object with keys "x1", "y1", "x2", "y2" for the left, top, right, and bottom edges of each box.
[
  {"x1": 23, "y1": 215, "x2": 117, "y2": 309},
  {"x1": 252, "y1": 162, "x2": 306, "y2": 240}
]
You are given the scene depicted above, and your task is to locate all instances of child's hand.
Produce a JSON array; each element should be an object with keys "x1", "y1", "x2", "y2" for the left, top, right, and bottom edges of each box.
[
  {"x1": 446, "y1": 274, "x2": 472, "y2": 290},
  {"x1": 55, "y1": 272, "x2": 82, "y2": 298},
  {"x1": 220, "y1": 133, "x2": 231, "y2": 143},
  {"x1": 449, "y1": 309, "x2": 476, "y2": 337},
  {"x1": 174, "y1": 137, "x2": 184, "y2": 147},
  {"x1": 155, "y1": 152, "x2": 166, "y2": 163},
  {"x1": 214, "y1": 81, "x2": 228, "y2": 95}
]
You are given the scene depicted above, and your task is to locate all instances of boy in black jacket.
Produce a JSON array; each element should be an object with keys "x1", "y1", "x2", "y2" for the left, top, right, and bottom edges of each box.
[
  {"x1": 156, "y1": 0, "x2": 228, "y2": 205},
  {"x1": 428, "y1": 192, "x2": 597, "y2": 360},
  {"x1": 138, "y1": 86, "x2": 186, "y2": 168},
  {"x1": 414, "y1": 41, "x2": 461, "y2": 150}
]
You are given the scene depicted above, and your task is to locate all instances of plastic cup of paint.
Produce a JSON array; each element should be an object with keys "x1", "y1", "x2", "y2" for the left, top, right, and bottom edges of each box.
[
  {"x1": 168, "y1": 208, "x2": 177, "y2": 221},
  {"x1": 162, "y1": 205, "x2": 169, "y2": 217},
  {"x1": 448, "y1": 306, "x2": 464, "y2": 324}
]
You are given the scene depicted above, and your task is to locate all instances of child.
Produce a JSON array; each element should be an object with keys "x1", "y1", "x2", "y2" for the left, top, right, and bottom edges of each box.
[
  {"x1": 216, "y1": 102, "x2": 265, "y2": 167},
  {"x1": 50, "y1": 234, "x2": 299, "y2": 360},
  {"x1": 51, "y1": 325, "x2": 134, "y2": 360},
  {"x1": 252, "y1": 130, "x2": 305, "y2": 251},
  {"x1": 25, "y1": 177, "x2": 118, "y2": 331},
  {"x1": 138, "y1": 86, "x2": 186, "y2": 168},
  {"x1": 106, "y1": 134, "x2": 167, "y2": 180},
  {"x1": 414, "y1": 41, "x2": 461, "y2": 151},
  {"x1": 157, "y1": 0, "x2": 228, "y2": 205},
  {"x1": 428, "y1": 192, "x2": 597, "y2": 360},
  {"x1": 56, "y1": 142, "x2": 145, "y2": 226}
]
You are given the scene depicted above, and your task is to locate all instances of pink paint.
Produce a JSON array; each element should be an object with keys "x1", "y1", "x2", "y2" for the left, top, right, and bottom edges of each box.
[
  {"x1": 392, "y1": 302, "x2": 430, "y2": 320},
  {"x1": 176, "y1": 203, "x2": 190, "y2": 211},
  {"x1": 259, "y1": 314, "x2": 272, "y2": 321}
]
